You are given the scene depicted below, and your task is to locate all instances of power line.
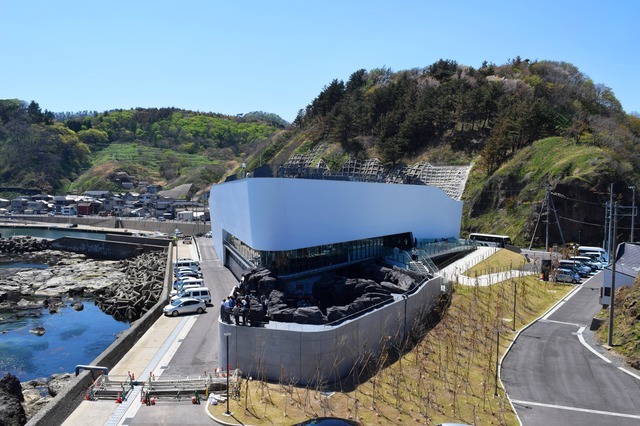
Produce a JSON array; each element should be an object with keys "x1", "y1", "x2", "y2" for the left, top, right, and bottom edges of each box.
[
  {"x1": 550, "y1": 192, "x2": 605, "y2": 206},
  {"x1": 555, "y1": 215, "x2": 605, "y2": 227}
]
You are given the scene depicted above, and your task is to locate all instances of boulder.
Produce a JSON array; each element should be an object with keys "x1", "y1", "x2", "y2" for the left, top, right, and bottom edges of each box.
[
  {"x1": 29, "y1": 326, "x2": 45, "y2": 336},
  {"x1": 269, "y1": 307, "x2": 296, "y2": 322},
  {"x1": 248, "y1": 298, "x2": 265, "y2": 326},
  {"x1": 326, "y1": 305, "x2": 349, "y2": 323},
  {"x1": 71, "y1": 301, "x2": 84, "y2": 311},
  {"x1": 0, "y1": 373, "x2": 26, "y2": 426},
  {"x1": 379, "y1": 281, "x2": 404, "y2": 294},
  {"x1": 0, "y1": 374, "x2": 24, "y2": 403},
  {"x1": 266, "y1": 290, "x2": 286, "y2": 311},
  {"x1": 47, "y1": 373, "x2": 73, "y2": 397},
  {"x1": 257, "y1": 276, "x2": 277, "y2": 297},
  {"x1": 0, "y1": 394, "x2": 27, "y2": 426},
  {"x1": 292, "y1": 306, "x2": 326, "y2": 325}
]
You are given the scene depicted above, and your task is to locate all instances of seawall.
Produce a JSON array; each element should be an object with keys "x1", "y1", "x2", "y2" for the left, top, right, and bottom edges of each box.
[{"x1": 25, "y1": 245, "x2": 174, "y2": 426}]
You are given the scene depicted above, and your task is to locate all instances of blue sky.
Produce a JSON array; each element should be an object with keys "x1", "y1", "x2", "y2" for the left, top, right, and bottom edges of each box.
[{"x1": 2, "y1": 1, "x2": 638, "y2": 123}]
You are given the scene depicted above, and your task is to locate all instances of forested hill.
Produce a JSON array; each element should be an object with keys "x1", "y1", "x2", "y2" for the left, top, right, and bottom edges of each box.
[
  {"x1": 2, "y1": 58, "x2": 640, "y2": 246},
  {"x1": 287, "y1": 58, "x2": 639, "y2": 171},
  {"x1": 261, "y1": 58, "x2": 640, "y2": 246},
  {"x1": 0, "y1": 102, "x2": 284, "y2": 194}
]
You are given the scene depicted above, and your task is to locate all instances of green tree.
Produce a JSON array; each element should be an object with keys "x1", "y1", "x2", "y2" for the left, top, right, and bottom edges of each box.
[{"x1": 78, "y1": 128, "x2": 109, "y2": 147}]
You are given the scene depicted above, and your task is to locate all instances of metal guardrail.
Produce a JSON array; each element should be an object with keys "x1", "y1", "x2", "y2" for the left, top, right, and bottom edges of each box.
[{"x1": 86, "y1": 370, "x2": 240, "y2": 401}]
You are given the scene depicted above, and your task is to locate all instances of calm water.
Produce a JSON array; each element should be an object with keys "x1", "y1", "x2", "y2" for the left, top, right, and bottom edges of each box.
[
  {"x1": 0, "y1": 226, "x2": 126, "y2": 382},
  {"x1": 0, "y1": 300, "x2": 129, "y2": 382}
]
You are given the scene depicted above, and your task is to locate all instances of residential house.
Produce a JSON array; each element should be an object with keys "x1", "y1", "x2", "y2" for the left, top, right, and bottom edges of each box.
[
  {"x1": 26, "y1": 200, "x2": 49, "y2": 214},
  {"x1": 61, "y1": 204, "x2": 78, "y2": 216},
  {"x1": 10, "y1": 197, "x2": 29, "y2": 213},
  {"x1": 83, "y1": 190, "x2": 113, "y2": 200},
  {"x1": 146, "y1": 184, "x2": 162, "y2": 195}
]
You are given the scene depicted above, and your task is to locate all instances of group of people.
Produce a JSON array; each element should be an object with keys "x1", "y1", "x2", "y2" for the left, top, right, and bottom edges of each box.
[
  {"x1": 221, "y1": 295, "x2": 249, "y2": 325},
  {"x1": 220, "y1": 290, "x2": 269, "y2": 326}
]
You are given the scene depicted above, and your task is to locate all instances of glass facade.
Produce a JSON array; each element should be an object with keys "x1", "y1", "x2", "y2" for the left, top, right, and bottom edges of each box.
[{"x1": 223, "y1": 231, "x2": 413, "y2": 277}]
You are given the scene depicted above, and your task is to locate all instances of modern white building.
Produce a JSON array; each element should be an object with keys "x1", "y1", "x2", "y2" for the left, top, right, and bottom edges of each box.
[
  {"x1": 209, "y1": 174, "x2": 466, "y2": 384},
  {"x1": 210, "y1": 177, "x2": 463, "y2": 277}
]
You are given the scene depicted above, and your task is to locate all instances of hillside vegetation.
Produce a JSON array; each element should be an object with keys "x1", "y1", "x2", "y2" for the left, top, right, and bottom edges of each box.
[
  {"x1": 0, "y1": 103, "x2": 282, "y2": 195},
  {"x1": 2, "y1": 58, "x2": 640, "y2": 243},
  {"x1": 597, "y1": 277, "x2": 640, "y2": 369}
]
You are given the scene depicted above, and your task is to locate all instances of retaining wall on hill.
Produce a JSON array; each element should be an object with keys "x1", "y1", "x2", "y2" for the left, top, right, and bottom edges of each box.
[{"x1": 219, "y1": 274, "x2": 445, "y2": 386}]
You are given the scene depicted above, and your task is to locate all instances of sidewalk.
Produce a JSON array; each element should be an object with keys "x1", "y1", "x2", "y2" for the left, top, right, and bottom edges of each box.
[
  {"x1": 440, "y1": 246, "x2": 536, "y2": 286},
  {"x1": 61, "y1": 240, "x2": 199, "y2": 426}
]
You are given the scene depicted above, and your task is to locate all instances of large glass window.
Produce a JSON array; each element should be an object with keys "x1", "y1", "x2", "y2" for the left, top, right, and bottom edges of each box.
[{"x1": 223, "y1": 231, "x2": 411, "y2": 276}]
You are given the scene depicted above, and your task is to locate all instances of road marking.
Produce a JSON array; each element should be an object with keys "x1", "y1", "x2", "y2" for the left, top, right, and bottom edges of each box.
[
  {"x1": 510, "y1": 399, "x2": 640, "y2": 419},
  {"x1": 619, "y1": 367, "x2": 640, "y2": 381},
  {"x1": 576, "y1": 326, "x2": 611, "y2": 364},
  {"x1": 539, "y1": 318, "x2": 581, "y2": 327}
]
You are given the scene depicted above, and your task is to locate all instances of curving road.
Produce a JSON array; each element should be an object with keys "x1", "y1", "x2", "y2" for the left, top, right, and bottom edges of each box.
[{"x1": 502, "y1": 273, "x2": 640, "y2": 425}]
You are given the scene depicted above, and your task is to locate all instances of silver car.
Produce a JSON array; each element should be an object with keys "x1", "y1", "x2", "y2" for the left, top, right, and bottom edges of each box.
[
  {"x1": 555, "y1": 268, "x2": 581, "y2": 284},
  {"x1": 163, "y1": 298, "x2": 206, "y2": 317}
]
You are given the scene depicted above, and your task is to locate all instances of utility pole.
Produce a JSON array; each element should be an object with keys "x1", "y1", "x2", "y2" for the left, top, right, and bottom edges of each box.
[
  {"x1": 528, "y1": 186, "x2": 565, "y2": 250},
  {"x1": 608, "y1": 202, "x2": 618, "y2": 347},
  {"x1": 630, "y1": 186, "x2": 636, "y2": 243},
  {"x1": 608, "y1": 183, "x2": 614, "y2": 261},
  {"x1": 545, "y1": 188, "x2": 550, "y2": 252}
]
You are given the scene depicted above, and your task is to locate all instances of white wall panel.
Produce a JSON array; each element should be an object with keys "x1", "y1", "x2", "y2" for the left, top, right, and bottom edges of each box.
[{"x1": 210, "y1": 178, "x2": 462, "y2": 254}]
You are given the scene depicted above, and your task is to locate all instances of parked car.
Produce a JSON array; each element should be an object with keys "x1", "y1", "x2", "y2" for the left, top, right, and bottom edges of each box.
[
  {"x1": 163, "y1": 298, "x2": 206, "y2": 317},
  {"x1": 559, "y1": 260, "x2": 590, "y2": 278},
  {"x1": 555, "y1": 268, "x2": 581, "y2": 284},
  {"x1": 170, "y1": 287, "x2": 211, "y2": 304},
  {"x1": 175, "y1": 270, "x2": 203, "y2": 280}
]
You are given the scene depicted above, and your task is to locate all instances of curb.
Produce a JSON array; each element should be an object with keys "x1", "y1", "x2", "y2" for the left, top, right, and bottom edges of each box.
[
  {"x1": 498, "y1": 281, "x2": 583, "y2": 426},
  {"x1": 205, "y1": 401, "x2": 249, "y2": 426}
]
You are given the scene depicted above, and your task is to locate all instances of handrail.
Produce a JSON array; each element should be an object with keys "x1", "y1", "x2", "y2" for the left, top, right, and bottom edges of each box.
[{"x1": 75, "y1": 364, "x2": 109, "y2": 376}]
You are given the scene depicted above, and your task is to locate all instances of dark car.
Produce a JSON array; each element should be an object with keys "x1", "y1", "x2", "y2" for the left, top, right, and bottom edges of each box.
[{"x1": 292, "y1": 418, "x2": 361, "y2": 426}]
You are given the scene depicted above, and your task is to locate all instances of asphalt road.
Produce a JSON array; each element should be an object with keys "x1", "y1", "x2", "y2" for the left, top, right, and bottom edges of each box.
[
  {"x1": 129, "y1": 237, "x2": 238, "y2": 425},
  {"x1": 502, "y1": 273, "x2": 640, "y2": 425}
]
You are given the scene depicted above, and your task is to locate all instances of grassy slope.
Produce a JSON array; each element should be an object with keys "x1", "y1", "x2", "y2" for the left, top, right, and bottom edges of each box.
[
  {"x1": 67, "y1": 143, "x2": 222, "y2": 193},
  {"x1": 465, "y1": 249, "x2": 528, "y2": 277},
  {"x1": 462, "y1": 137, "x2": 613, "y2": 246},
  {"x1": 208, "y1": 250, "x2": 572, "y2": 425},
  {"x1": 595, "y1": 277, "x2": 640, "y2": 368}
]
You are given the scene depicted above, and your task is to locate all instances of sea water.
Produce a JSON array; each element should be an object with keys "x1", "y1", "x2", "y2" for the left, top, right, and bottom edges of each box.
[
  {"x1": 0, "y1": 300, "x2": 129, "y2": 382},
  {"x1": 0, "y1": 227, "x2": 129, "y2": 382}
]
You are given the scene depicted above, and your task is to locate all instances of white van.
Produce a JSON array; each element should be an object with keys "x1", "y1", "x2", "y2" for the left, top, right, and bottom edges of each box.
[
  {"x1": 170, "y1": 283, "x2": 204, "y2": 297},
  {"x1": 174, "y1": 259, "x2": 200, "y2": 271},
  {"x1": 171, "y1": 287, "x2": 212, "y2": 304},
  {"x1": 172, "y1": 278, "x2": 204, "y2": 291},
  {"x1": 577, "y1": 246, "x2": 608, "y2": 263}
]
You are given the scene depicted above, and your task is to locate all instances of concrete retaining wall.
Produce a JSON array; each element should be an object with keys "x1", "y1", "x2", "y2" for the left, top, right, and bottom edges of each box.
[
  {"x1": 219, "y1": 274, "x2": 444, "y2": 385},
  {"x1": 105, "y1": 233, "x2": 172, "y2": 248},
  {"x1": 50, "y1": 237, "x2": 165, "y2": 260},
  {"x1": 26, "y1": 247, "x2": 173, "y2": 426}
]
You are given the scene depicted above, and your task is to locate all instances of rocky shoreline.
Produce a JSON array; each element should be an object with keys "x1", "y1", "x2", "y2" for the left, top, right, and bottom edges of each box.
[{"x1": 0, "y1": 236, "x2": 168, "y2": 424}]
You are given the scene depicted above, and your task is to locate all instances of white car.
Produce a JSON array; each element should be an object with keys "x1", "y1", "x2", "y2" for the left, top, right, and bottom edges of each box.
[{"x1": 163, "y1": 298, "x2": 206, "y2": 317}]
